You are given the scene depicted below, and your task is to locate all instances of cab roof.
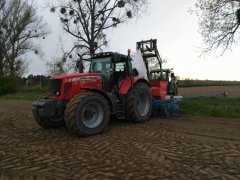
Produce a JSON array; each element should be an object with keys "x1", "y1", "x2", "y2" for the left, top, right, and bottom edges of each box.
[{"x1": 93, "y1": 52, "x2": 128, "y2": 62}]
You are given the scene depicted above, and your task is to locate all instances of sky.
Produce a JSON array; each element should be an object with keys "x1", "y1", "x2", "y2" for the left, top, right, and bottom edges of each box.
[{"x1": 28, "y1": 0, "x2": 240, "y2": 81}]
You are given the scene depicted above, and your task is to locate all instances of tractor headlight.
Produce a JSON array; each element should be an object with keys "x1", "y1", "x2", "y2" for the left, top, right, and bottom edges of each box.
[{"x1": 49, "y1": 79, "x2": 62, "y2": 96}]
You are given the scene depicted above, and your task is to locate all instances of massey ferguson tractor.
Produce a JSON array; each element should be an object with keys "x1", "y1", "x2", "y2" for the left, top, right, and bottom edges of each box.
[{"x1": 32, "y1": 39, "x2": 178, "y2": 136}]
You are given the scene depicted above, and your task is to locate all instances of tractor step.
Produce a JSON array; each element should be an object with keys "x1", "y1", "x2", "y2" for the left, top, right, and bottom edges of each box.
[
  {"x1": 115, "y1": 112, "x2": 125, "y2": 119},
  {"x1": 116, "y1": 96, "x2": 125, "y2": 119}
]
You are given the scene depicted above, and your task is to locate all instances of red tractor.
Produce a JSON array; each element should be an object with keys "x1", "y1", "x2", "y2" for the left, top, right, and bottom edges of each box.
[
  {"x1": 150, "y1": 68, "x2": 178, "y2": 97},
  {"x1": 32, "y1": 39, "x2": 172, "y2": 136}
]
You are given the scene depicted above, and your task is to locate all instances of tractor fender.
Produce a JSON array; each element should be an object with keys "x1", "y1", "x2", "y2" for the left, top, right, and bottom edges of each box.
[
  {"x1": 119, "y1": 77, "x2": 151, "y2": 95},
  {"x1": 81, "y1": 88, "x2": 116, "y2": 114}
]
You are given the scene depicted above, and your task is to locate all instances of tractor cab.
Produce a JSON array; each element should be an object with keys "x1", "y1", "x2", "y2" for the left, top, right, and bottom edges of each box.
[
  {"x1": 150, "y1": 69, "x2": 178, "y2": 96},
  {"x1": 88, "y1": 52, "x2": 133, "y2": 92}
]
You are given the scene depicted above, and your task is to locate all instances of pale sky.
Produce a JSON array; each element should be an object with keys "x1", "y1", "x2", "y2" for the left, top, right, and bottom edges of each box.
[{"x1": 28, "y1": 0, "x2": 240, "y2": 81}]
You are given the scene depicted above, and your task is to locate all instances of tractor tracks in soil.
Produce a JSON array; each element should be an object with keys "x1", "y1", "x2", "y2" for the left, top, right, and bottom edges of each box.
[{"x1": 0, "y1": 100, "x2": 240, "y2": 179}]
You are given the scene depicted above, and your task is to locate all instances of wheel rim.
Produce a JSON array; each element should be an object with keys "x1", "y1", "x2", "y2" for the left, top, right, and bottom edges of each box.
[
  {"x1": 136, "y1": 92, "x2": 150, "y2": 117},
  {"x1": 81, "y1": 102, "x2": 103, "y2": 128}
]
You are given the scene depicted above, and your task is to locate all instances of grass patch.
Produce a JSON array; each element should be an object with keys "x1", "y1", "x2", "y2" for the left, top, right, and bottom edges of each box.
[
  {"x1": 0, "y1": 85, "x2": 48, "y2": 101},
  {"x1": 18, "y1": 85, "x2": 48, "y2": 92},
  {"x1": 181, "y1": 97, "x2": 240, "y2": 118},
  {"x1": 0, "y1": 91, "x2": 43, "y2": 101}
]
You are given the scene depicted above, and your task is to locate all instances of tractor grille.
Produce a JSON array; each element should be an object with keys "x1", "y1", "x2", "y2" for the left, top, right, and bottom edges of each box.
[
  {"x1": 49, "y1": 79, "x2": 62, "y2": 96},
  {"x1": 64, "y1": 82, "x2": 72, "y2": 95}
]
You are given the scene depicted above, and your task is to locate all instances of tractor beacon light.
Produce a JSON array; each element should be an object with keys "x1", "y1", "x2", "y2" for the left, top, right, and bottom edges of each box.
[{"x1": 128, "y1": 49, "x2": 131, "y2": 55}]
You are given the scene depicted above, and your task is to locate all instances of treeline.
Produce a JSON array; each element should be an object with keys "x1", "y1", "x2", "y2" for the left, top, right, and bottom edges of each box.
[
  {"x1": 178, "y1": 79, "x2": 240, "y2": 87},
  {"x1": 1, "y1": 75, "x2": 240, "y2": 96},
  {"x1": 20, "y1": 75, "x2": 50, "y2": 87},
  {"x1": 0, "y1": 75, "x2": 50, "y2": 95}
]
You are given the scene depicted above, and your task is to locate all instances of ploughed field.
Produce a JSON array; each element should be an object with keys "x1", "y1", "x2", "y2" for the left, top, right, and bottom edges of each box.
[
  {"x1": 0, "y1": 86, "x2": 240, "y2": 179},
  {"x1": 178, "y1": 85, "x2": 240, "y2": 97}
]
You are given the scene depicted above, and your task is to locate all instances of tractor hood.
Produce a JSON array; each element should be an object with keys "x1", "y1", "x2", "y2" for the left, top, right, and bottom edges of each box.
[
  {"x1": 51, "y1": 72, "x2": 102, "y2": 80},
  {"x1": 49, "y1": 73, "x2": 103, "y2": 100}
]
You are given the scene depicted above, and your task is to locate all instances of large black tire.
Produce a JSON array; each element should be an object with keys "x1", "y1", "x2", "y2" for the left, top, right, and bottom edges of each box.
[
  {"x1": 36, "y1": 116, "x2": 65, "y2": 129},
  {"x1": 126, "y1": 82, "x2": 153, "y2": 123},
  {"x1": 35, "y1": 94, "x2": 65, "y2": 129},
  {"x1": 64, "y1": 93, "x2": 110, "y2": 137}
]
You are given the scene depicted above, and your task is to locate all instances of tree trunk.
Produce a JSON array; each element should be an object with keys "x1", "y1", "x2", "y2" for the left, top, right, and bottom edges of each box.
[
  {"x1": 79, "y1": 59, "x2": 84, "y2": 73},
  {"x1": 89, "y1": 40, "x2": 95, "y2": 56},
  {"x1": 9, "y1": 62, "x2": 14, "y2": 76},
  {"x1": 0, "y1": 55, "x2": 3, "y2": 76},
  {"x1": 0, "y1": 46, "x2": 3, "y2": 76}
]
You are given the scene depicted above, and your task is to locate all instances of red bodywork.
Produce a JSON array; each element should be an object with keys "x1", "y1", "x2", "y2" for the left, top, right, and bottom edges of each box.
[
  {"x1": 50, "y1": 73, "x2": 103, "y2": 100},
  {"x1": 119, "y1": 77, "x2": 168, "y2": 99},
  {"x1": 150, "y1": 80, "x2": 168, "y2": 99},
  {"x1": 119, "y1": 77, "x2": 149, "y2": 95},
  {"x1": 49, "y1": 73, "x2": 168, "y2": 101}
]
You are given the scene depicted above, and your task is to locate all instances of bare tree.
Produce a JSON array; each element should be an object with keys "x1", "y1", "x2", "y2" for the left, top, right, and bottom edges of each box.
[
  {"x1": 46, "y1": 39, "x2": 77, "y2": 75},
  {"x1": 50, "y1": 0, "x2": 147, "y2": 70},
  {"x1": 46, "y1": 35, "x2": 85, "y2": 76},
  {"x1": 193, "y1": 0, "x2": 240, "y2": 55},
  {"x1": 46, "y1": 59, "x2": 67, "y2": 76},
  {"x1": 0, "y1": 0, "x2": 48, "y2": 77}
]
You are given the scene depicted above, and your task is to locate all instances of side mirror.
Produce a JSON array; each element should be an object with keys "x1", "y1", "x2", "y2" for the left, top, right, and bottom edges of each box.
[
  {"x1": 132, "y1": 68, "x2": 139, "y2": 77},
  {"x1": 171, "y1": 73, "x2": 175, "y2": 78}
]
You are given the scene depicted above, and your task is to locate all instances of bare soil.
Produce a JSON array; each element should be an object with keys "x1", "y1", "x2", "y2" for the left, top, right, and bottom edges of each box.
[
  {"x1": 0, "y1": 98, "x2": 240, "y2": 179},
  {"x1": 179, "y1": 86, "x2": 240, "y2": 97}
]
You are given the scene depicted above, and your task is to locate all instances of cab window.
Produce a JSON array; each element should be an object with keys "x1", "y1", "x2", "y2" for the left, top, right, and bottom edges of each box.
[
  {"x1": 115, "y1": 62, "x2": 126, "y2": 72},
  {"x1": 161, "y1": 72, "x2": 167, "y2": 81},
  {"x1": 150, "y1": 72, "x2": 161, "y2": 80},
  {"x1": 90, "y1": 57, "x2": 111, "y2": 77}
]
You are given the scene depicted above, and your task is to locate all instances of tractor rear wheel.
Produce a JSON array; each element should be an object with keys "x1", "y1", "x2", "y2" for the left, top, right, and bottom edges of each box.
[
  {"x1": 64, "y1": 93, "x2": 110, "y2": 137},
  {"x1": 126, "y1": 82, "x2": 153, "y2": 123},
  {"x1": 35, "y1": 94, "x2": 65, "y2": 129}
]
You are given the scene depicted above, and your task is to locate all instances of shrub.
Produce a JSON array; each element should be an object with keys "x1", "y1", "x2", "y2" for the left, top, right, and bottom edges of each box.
[{"x1": 0, "y1": 76, "x2": 17, "y2": 95}]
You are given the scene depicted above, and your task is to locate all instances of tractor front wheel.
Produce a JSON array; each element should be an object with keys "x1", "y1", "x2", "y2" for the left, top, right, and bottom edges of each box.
[
  {"x1": 64, "y1": 93, "x2": 110, "y2": 137},
  {"x1": 34, "y1": 94, "x2": 65, "y2": 129},
  {"x1": 126, "y1": 82, "x2": 153, "y2": 123},
  {"x1": 36, "y1": 117, "x2": 65, "y2": 129}
]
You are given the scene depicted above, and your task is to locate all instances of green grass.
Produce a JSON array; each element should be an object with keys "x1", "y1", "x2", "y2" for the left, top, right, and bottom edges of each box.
[
  {"x1": 18, "y1": 85, "x2": 48, "y2": 92},
  {"x1": 181, "y1": 97, "x2": 240, "y2": 118},
  {"x1": 0, "y1": 91, "x2": 43, "y2": 101},
  {"x1": 0, "y1": 85, "x2": 48, "y2": 101}
]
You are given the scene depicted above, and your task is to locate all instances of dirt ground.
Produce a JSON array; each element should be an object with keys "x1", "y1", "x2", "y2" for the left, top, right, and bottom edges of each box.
[
  {"x1": 0, "y1": 89, "x2": 240, "y2": 179},
  {"x1": 179, "y1": 86, "x2": 240, "y2": 97}
]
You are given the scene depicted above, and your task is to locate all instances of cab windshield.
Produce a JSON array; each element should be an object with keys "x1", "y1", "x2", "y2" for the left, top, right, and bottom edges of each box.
[
  {"x1": 89, "y1": 57, "x2": 112, "y2": 77},
  {"x1": 150, "y1": 71, "x2": 168, "y2": 81}
]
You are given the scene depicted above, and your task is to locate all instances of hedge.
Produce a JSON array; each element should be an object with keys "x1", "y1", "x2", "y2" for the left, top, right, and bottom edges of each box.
[{"x1": 0, "y1": 76, "x2": 17, "y2": 95}]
